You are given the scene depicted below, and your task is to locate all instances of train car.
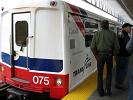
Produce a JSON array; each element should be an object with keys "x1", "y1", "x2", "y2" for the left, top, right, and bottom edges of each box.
[{"x1": 0, "y1": 0, "x2": 121, "y2": 99}]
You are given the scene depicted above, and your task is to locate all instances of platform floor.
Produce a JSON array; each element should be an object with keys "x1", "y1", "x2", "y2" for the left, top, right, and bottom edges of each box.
[
  {"x1": 88, "y1": 69, "x2": 129, "y2": 100},
  {"x1": 62, "y1": 56, "x2": 132, "y2": 100}
]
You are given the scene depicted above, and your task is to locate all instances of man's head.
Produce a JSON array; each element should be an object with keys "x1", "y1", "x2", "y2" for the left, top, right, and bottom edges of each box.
[
  {"x1": 122, "y1": 23, "x2": 133, "y2": 33},
  {"x1": 101, "y1": 20, "x2": 109, "y2": 30}
]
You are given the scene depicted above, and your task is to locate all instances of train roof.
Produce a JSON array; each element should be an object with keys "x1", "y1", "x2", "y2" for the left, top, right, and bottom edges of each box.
[
  {"x1": 1, "y1": 0, "x2": 62, "y2": 12},
  {"x1": 0, "y1": 0, "x2": 121, "y2": 25}
]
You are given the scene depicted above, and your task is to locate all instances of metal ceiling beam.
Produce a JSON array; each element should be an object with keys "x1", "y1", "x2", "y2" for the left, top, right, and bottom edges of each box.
[{"x1": 116, "y1": 0, "x2": 133, "y2": 20}]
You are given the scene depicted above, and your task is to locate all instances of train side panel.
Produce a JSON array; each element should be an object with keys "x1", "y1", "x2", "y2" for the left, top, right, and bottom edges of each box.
[{"x1": 64, "y1": 3, "x2": 97, "y2": 91}]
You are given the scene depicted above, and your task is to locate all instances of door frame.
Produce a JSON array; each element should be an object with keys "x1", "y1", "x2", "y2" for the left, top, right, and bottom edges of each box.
[{"x1": 11, "y1": 11, "x2": 30, "y2": 77}]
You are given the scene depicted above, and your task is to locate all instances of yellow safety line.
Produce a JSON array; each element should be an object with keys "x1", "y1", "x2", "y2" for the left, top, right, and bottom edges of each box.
[{"x1": 62, "y1": 71, "x2": 98, "y2": 100}]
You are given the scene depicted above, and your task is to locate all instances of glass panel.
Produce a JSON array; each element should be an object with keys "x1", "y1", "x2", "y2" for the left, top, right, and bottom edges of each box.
[
  {"x1": 85, "y1": 22, "x2": 98, "y2": 29},
  {"x1": 70, "y1": 39, "x2": 75, "y2": 49},
  {"x1": 85, "y1": 35, "x2": 93, "y2": 47},
  {"x1": 15, "y1": 21, "x2": 28, "y2": 47},
  {"x1": 84, "y1": 19, "x2": 99, "y2": 47}
]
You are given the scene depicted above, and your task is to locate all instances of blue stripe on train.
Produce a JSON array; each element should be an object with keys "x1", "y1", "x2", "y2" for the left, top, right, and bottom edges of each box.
[{"x1": 1, "y1": 52, "x2": 63, "y2": 72}]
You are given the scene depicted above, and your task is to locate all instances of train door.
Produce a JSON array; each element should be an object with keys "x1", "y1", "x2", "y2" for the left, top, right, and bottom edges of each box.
[{"x1": 11, "y1": 12, "x2": 30, "y2": 79}]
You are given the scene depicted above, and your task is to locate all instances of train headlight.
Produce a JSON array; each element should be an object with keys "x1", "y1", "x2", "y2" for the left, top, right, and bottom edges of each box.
[
  {"x1": 1, "y1": 66, "x2": 4, "y2": 71},
  {"x1": 0, "y1": 66, "x2": 4, "y2": 72},
  {"x1": 56, "y1": 78, "x2": 62, "y2": 86}
]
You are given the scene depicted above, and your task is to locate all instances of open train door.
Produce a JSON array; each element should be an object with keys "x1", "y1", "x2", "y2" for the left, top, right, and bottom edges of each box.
[{"x1": 11, "y1": 12, "x2": 30, "y2": 80}]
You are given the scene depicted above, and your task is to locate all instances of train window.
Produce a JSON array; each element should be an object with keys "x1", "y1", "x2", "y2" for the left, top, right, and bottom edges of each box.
[
  {"x1": 85, "y1": 35, "x2": 93, "y2": 47},
  {"x1": 117, "y1": 27, "x2": 122, "y2": 35},
  {"x1": 84, "y1": 19, "x2": 99, "y2": 47},
  {"x1": 15, "y1": 21, "x2": 28, "y2": 47},
  {"x1": 85, "y1": 22, "x2": 98, "y2": 29},
  {"x1": 110, "y1": 27, "x2": 115, "y2": 31},
  {"x1": 70, "y1": 39, "x2": 75, "y2": 49},
  {"x1": 109, "y1": 24, "x2": 116, "y2": 32}
]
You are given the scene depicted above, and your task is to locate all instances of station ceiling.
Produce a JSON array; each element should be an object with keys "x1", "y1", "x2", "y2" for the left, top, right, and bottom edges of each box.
[{"x1": 117, "y1": 0, "x2": 133, "y2": 20}]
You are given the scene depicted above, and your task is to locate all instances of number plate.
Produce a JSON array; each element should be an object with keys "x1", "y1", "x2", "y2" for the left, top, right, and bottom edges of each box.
[{"x1": 32, "y1": 76, "x2": 49, "y2": 85}]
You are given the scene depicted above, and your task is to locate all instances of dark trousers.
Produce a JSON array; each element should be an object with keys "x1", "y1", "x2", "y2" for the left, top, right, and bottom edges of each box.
[
  {"x1": 115, "y1": 56, "x2": 129, "y2": 85},
  {"x1": 97, "y1": 54, "x2": 113, "y2": 93},
  {"x1": 128, "y1": 67, "x2": 133, "y2": 100}
]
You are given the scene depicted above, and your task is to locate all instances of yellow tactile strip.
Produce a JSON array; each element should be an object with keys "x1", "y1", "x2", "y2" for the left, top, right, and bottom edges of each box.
[{"x1": 62, "y1": 71, "x2": 98, "y2": 100}]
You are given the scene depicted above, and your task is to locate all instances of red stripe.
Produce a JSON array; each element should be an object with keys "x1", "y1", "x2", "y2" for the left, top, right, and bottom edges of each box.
[
  {"x1": 68, "y1": 4, "x2": 85, "y2": 36},
  {"x1": 69, "y1": 4, "x2": 80, "y2": 14},
  {"x1": 72, "y1": 15, "x2": 85, "y2": 36}
]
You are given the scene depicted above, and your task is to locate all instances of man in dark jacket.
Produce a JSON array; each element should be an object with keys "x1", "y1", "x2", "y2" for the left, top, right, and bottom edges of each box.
[
  {"x1": 91, "y1": 20, "x2": 120, "y2": 96},
  {"x1": 115, "y1": 23, "x2": 133, "y2": 89},
  {"x1": 126, "y1": 35, "x2": 133, "y2": 100}
]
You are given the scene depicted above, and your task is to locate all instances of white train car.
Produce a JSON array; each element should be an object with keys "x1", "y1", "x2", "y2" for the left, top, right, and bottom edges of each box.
[{"x1": 0, "y1": 0, "x2": 120, "y2": 99}]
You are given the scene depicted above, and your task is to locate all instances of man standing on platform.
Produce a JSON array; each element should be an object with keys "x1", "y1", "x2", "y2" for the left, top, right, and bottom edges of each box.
[
  {"x1": 126, "y1": 31, "x2": 133, "y2": 100},
  {"x1": 91, "y1": 20, "x2": 120, "y2": 96},
  {"x1": 115, "y1": 23, "x2": 133, "y2": 89}
]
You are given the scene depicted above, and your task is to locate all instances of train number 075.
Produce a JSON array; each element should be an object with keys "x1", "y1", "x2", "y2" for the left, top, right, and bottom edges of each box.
[{"x1": 33, "y1": 76, "x2": 49, "y2": 85}]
